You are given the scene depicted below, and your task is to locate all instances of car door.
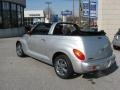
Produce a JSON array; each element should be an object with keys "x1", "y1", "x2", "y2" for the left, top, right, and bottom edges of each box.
[
  {"x1": 28, "y1": 23, "x2": 51, "y2": 61},
  {"x1": 23, "y1": 34, "x2": 31, "y2": 53}
]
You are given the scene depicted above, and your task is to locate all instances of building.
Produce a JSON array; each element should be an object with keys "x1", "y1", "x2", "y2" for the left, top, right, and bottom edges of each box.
[
  {"x1": 98, "y1": 0, "x2": 120, "y2": 39},
  {"x1": 24, "y1": 10, "x2": 45, "y2": 25},
  {"x1": 0, "y1": 0, "x2": 26, "y2": 38}
]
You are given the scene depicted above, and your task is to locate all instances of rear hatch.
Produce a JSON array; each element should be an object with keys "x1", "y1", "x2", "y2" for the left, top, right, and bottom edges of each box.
[{"x1": 72, "y1": 30, "x2": 113, "y2": 61}]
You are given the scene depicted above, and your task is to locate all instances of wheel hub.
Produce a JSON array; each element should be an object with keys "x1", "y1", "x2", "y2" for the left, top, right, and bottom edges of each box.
[{"x1": 55, "y1": 59, "x2": 68, "y2": 76}]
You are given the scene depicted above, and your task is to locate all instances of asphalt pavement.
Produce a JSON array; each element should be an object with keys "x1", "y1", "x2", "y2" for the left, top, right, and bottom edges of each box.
[{"x1": 0, "y1": 38, "x2": 120, "y2": 90}]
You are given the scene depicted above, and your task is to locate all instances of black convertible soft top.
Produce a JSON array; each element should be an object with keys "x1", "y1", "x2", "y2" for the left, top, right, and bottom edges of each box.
[
  {"x1": 71, "y1": 30, "x2": 106, "y2": 36},
  {"x1": 54, "y1": 22, "x2": 106, "y2": 36}
]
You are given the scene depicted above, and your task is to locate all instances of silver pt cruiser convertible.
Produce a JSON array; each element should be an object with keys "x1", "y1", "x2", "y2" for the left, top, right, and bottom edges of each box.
[{"x1": 16, "y1": 22, "x2": 115, "y2": 79}]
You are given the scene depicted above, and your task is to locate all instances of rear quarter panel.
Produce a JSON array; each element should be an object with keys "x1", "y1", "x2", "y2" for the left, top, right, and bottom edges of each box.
[{"x1": 44, "y1": 35, "x2": 85, "y2": 64}]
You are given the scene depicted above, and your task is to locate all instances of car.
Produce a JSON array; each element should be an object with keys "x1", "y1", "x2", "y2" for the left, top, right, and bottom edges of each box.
[
  {"x1": 16, "y1": 22, "x2": 115, "y2": 79},
  {"x1": 112, "y1": 29, "x2": 120, "y2": 49}
]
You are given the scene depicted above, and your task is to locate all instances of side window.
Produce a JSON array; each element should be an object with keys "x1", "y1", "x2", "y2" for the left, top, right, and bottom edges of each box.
[
  {"x1": 53, "y1": 24, "x2": 77, "y2": 35},
  {"x1": 31, "y1": 23, "x2": 51, "y2": 35},
  {"x1": 53, "y1": 24, "x2": 63, "y2": 35}
]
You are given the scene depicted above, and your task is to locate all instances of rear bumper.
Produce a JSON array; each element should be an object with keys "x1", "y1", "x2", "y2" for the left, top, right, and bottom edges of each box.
[{"x1": 73, "y1": 54, "x2": 116, "y2": 73}]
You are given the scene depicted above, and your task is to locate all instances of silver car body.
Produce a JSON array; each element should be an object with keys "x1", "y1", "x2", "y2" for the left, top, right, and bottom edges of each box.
[
  {"x1": 18, "y1": 22, "x2": 115, "y2": 73},
  {"x1": 113, "y1": 30, "x2": 120, "y2": 47}
]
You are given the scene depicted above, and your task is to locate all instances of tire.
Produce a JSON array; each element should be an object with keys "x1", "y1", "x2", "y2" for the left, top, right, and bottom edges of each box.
[
  {"x1": 16, "y1": 42, "x2": 26, "y2": 57},
  {"x1": 53, "y1": 55, "x2": 74, "y2": 79}
]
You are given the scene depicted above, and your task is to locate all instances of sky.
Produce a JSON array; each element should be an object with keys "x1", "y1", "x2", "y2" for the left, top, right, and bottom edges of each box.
[
  {"x1": 26, "y1": 0, "x2": 98, "y2": 17},
  {"x1": 26, "y1": 0, "x2": 79, "y2": 16}
]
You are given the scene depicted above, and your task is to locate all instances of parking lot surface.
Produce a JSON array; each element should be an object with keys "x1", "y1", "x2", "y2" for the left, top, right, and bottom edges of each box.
[{"x1": 0, "y1": 38, "x2": 120, "y2": 90}]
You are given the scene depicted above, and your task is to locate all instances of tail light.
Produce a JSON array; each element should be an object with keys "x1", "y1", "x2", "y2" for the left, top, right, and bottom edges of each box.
[{"x1": 73, "y1": 49, "x2": 85, "y2": 61}]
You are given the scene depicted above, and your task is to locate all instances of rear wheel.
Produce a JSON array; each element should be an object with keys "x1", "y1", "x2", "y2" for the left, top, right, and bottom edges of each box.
[
  {"x1": 16, "y1": 42, "x2": 26, "y2": 57},
  {"x1": 54, "y1": 55, "x2": 74, "y2": 79}
]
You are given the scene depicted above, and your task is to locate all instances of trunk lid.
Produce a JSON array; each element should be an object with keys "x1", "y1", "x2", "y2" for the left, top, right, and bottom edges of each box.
[{"x1": 81, "y1": 36, "x2": 113, "y2": 61}]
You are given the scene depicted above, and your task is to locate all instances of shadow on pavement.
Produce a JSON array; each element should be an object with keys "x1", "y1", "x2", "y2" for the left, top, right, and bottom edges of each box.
[
  {"x1": 115, "y1": 49, "x2": 120, "y2": 51},
  {"x1": 114, "y1": 47, "x2": 120, "y2": 51},
  {"x1": 82, "y1": 61, "x2": 118, "y2": 79}
]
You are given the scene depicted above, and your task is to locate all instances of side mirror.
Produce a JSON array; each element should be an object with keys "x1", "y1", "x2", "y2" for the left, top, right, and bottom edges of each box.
[{"x1": 25, "y1": 25, "x2": 32, "y2": 34}]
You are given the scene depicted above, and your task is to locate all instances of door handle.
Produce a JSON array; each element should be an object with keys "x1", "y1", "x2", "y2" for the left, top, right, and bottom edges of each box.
[{"x1": 41, "y1": 39, "x2": 45, "y2": 42}]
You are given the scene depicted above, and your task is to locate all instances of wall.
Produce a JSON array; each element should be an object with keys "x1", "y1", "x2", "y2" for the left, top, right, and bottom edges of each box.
[
  {"x1": 98, "y1": 0, "x2": 120, "y2": 40},
  {"x1": 0, "y1": 0, "x2": 26, "y2": 38},
  {"x1": 0, "y1": 27, "x2": 25, "y2": 38},
  {"x1": 3, "y1": 0, "x2": 26, "y2": 6}
]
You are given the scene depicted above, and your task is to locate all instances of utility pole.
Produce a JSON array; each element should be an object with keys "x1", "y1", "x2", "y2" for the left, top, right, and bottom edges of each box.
[
  {"x1": 45, "y1": 1, "x2": 52, "y2": 22},
  {"x1": 78, "y1": 0, "x2": 81, "y2": 26},
  {"x1": 89, "y1": 0, "x2": 91, "y2": 28},
  {"x1": 73, "y1": 0, "x2": 75, "y2": 23}
]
